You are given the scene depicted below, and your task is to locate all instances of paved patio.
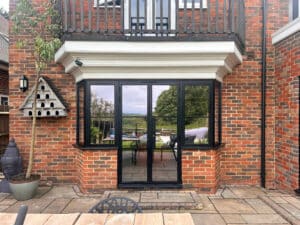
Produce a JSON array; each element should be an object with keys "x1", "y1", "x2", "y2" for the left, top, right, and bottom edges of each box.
[{"x1": 0, "y1": 185, "x2": 299, "y2": 225}]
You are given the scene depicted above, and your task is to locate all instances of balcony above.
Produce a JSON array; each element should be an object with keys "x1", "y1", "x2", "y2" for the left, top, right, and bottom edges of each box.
[{"x1": 59, "y1": 0, "x2": 245, "y2": 51}]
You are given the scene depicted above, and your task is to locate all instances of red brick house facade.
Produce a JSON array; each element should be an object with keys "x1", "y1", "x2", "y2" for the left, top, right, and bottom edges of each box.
[{"x1": 9, "y1": 0, "x2": 299, "y2": 193}]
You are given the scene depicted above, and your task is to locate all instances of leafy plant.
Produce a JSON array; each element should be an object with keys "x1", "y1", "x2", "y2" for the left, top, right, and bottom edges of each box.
[{"x1": 11, "y1": 0, "x2": 61, "y2": 179}]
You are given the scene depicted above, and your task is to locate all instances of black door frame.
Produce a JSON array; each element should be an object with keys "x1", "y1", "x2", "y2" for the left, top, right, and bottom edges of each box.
[{"x1": 118, "y1": 81, "x2": 182, "y2": 188}]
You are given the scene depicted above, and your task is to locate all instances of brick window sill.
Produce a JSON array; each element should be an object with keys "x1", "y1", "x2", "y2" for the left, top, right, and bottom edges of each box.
[
  {"x1": 182, "y1": 143, "x2": 225, "y2": 151},
  {"x1": 73, "y1": 144, "x2": 117, "y2": 151}
]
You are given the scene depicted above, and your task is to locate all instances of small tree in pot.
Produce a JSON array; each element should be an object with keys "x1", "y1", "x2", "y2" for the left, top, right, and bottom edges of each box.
[{"x1": 9, "y1": 0, "x2": 61, "y2": 200}]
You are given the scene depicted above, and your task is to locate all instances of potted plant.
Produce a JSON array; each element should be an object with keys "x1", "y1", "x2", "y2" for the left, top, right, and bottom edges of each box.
[{"x1": 8, "y1": 0, "x2": 61, "y2": 201}]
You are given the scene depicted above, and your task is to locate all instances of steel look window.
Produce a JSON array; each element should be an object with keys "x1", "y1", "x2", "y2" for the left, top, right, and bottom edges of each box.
[{"x1": 76, "y1": 80, "x2": 221, "y2": 149}]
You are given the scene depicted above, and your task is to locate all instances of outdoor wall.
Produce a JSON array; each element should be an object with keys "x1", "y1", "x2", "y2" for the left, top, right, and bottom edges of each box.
[
  {"x1": 273, "y1": 31, "x2": 300, "y2": 191},
  {"x1": 9, "y1": 0, "x2": 78, "y2": 184},
  {"x1": 8, "y1": 0, "x2": 298, "y2": 193},
  {"x1": 220, "y1": 0, "x2": 289, "y2": 189},
  {"x1": 77, "y1": 150, "x2": 118, "y2": 192},
  {"x1": 182, "y1": 150, "x2": 220, "y2": 193}
]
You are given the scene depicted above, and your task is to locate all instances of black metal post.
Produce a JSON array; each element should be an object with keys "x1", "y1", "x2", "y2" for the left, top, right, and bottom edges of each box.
[{"x1": 261, "y1": 0, "x2": 267, "y2": 188}]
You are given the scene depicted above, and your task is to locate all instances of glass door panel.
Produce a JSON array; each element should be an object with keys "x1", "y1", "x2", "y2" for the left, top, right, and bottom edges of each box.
[
  {"x1": 152, "y1": 85, "x2": 178, "y2": 182},
  {"x1": 122, "y1": 85, "x2": 148, "y2": 182}
]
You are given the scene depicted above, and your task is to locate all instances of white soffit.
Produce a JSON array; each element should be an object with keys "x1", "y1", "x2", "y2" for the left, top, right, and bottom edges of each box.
[{"x1": 55, "y1": 41, "x2": 243, "y2": 82}]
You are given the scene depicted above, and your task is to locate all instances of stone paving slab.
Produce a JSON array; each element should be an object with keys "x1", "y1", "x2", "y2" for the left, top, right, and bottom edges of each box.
[
  {"x1": 279, "y1": 203, "x2": 300, "y2": 219},
  {"x1": 259, "y1": 195, "x2": 300, "y2": 225},
  {"x1": 107, "y1": 192, "x2": 140, "y2": 202},
  {"x1": 221, "y1": 214, "x2": 247, "y2": 224},
  {"x1": 245, "y1": 198, "x2": 275, "y2": 214},
  {"x1": 197, "y1": 195, "x2": 217, "y2": 213},
  {"x1": 0, "y1": 193, "x2": 9, "y2": 202},
  {"x1": 228, "y1": 186, "x2": 267, "y2": 199},
  {"x1": 42, "y1": 186, "x2": 79, "y2": 199},
  {"x1": 62, "y1": 198, "x2": 101, "y2": 213},
  {"x1": 192, "y1": 213, "x2": 226, "y2": 225},
  {"x1": 221, "y1": 188, "x2": 238, "y2": 199},
  {"x1": 6, "y1": 198, "x2": 54, "y2": 213},
  {"x1": 282, "y1": 197, "x2": 300, "y2": 210},
  {"x1": 42, "y1": 198, "x2": 72, "y2": 213},
  {"x1": 211, "y1": 199, "x2": 257, "y2": 214},
  {"x1": 241, "y1": 214, "x2": 289, "y2": 224}
]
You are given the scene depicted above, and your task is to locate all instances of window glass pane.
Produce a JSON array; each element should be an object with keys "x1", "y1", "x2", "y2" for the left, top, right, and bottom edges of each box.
[
  {"x1": 152, "y1": 85, "x2": 177, "y2": 182},
  {"x1": 78, "y1": 85, "x2": 85, "y2": 146},
  {"x1": 184, "y1": 85, "x2": 209, "y2": 145},
  {"x1": 90, "y1": 85, "x2": 115, "y2": 145},
  {"x1": 96, "y1": 0, "x2": 121, "y2": 6},
  {"x1": 122, "y1": 85, "x2": 147, "y2": 182},
  {"x1": 0, "y1": 97, "x2": 8, "y2": 105}
]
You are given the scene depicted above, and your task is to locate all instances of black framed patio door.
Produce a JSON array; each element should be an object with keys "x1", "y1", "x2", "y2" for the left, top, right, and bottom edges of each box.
[{"x1": 119, "y1": 83, "x2": 181, "y2": 187}]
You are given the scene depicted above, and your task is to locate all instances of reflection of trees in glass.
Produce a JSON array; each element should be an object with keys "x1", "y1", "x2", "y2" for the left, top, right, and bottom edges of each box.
[
  {"x1": 155, "y1": 86, "x2": 208, "y2": 126},
  {"x1": 155, "y1": 86, "x2": 178, "y2": 125},
  {"x1": 184, "y1": 86, "x2": 209, "y2": 126},
  {"x1": 90, "y1": 92, "x2": 114, "y2": 144}
]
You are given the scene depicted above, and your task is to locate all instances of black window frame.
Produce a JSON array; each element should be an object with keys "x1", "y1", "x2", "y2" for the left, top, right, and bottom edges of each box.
[{"x1": 76, "y1": 79, "x2": 222, "y2": 150}]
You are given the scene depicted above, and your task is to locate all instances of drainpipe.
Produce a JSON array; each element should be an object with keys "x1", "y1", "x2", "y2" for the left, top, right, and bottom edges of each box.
[{"x1": 261, "y1": 0, "x2": 267, "y2": 188}]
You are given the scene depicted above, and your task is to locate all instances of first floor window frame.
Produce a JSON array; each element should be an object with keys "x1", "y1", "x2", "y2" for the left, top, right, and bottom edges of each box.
[{"x1": 76, "y1": 79, "x2": 222, "y2": 149}]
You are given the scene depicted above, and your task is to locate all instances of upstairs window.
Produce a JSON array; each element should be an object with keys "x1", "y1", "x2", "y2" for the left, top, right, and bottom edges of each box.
[
  {"x1": 0, "y1": 95, "x2": 8, "y2": 106},
  {"x1": 179, "y1": 0, "x2": 207, "y2": 9},
  {"x1": 292, "y1": 0, "x2": 299, "y2": 20},
  {"x1": 94, "y1": 0, "x2": 121, "y2": 7}
]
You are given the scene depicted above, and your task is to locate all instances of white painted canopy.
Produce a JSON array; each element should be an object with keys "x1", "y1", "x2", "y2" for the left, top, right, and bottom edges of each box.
[{"x1": 55, "y1": 41, "x2": 242, "y2": 82}]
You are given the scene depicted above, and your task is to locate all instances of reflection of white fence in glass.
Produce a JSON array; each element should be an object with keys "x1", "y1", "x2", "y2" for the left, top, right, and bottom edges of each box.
[{"x1": 138, "y1": 127, "x2": 208, "y2": 145}]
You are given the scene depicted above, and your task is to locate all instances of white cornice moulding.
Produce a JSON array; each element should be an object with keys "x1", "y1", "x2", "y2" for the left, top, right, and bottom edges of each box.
[
  {"x1": 55, "y1": 41, "x2": 243, "y2": 82},
  {"x1": 272, "y1": 17, "x2": 300, "y2": 45}
]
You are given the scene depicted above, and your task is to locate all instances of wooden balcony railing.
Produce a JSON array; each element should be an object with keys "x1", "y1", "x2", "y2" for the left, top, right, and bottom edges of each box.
[{"x1": 59, "y1": 0, "x2": 245, "y2": 49}]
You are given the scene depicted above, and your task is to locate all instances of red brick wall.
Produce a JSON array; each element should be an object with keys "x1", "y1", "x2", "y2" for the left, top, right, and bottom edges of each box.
[
  {"x1": 9, "y1": 0, "x2": 78, "y2": 183},
  {"x1": 273, "y1": 31, "x2": 300, "y2": 191},
  {"x1": 77, "y1": 150, "x2": 118, "y2": 192},
  {"x1": 9, "y1": 0, "x2": 298, "y2": 193},
  {"x1": 182, "y1": 150, "x2": 219, "y2": 193},
  {"x1": 220, "y1": 0, "x2": 289, "y2": 189}
]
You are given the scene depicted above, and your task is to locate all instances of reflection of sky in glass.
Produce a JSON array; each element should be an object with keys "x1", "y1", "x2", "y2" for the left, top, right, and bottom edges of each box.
[
  {"x1": 122, "y1": 85, "x2": 171, "y2": 115},
  {"x1": 92, "y1": 85, "x2": 172, "y2": 115},
  {"x1": 91, "y1": 85, "x2": 114, "y2": 104},
  {"x1": 123, "y1": 85, "x2": 147, "y2": 115}
]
